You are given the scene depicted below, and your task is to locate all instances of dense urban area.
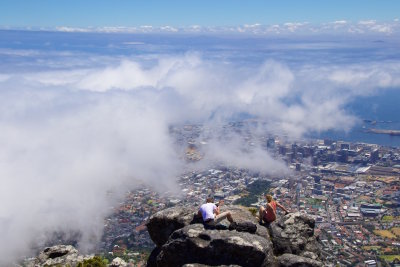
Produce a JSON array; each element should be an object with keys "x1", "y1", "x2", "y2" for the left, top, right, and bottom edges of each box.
[{"x1": 97, "y1": 122, "x2": 399, "y2": 266}]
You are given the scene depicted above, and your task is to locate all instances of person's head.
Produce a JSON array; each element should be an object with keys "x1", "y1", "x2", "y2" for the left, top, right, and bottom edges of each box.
[
  {"x1": 266, "y1": 194, "x2": 273, "y2": 203},
  {"x1": 206, "y1": 196, "x2": 214, "y2": 203}
]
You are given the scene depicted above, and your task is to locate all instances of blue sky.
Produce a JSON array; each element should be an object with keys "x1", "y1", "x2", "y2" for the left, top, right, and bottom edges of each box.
[{"x1": 1, "y1": 0, "x2": 399, "y2": 28}]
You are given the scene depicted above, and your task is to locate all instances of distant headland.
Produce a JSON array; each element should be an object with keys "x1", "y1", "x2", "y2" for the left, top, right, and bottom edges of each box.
[{"x1": 366, "y1": 128, "x2": 400, "y2": 136}]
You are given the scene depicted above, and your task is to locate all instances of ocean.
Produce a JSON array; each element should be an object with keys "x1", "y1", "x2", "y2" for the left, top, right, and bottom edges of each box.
[{"x1": 311, "y1": 88, "x2": 400, "y2": 147}]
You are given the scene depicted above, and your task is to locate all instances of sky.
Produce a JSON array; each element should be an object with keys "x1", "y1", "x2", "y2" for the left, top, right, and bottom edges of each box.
[{"x1": 0, "y1": 0, "x2": 400, "y2": 28}]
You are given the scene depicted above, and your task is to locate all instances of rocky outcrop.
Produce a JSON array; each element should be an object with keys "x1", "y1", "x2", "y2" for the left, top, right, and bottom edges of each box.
[
  {"x1": 110, "y1": 257, "x2": 128, "y2": 267},
  {"x1": 146, "y1": 205, "x2": 270, "y2": 248},
  {"x1": 183, "y1": 264, "x2": 242, "y2": 267},
  {"x1": 146, "y1": 205, "x2": 198, "y2": 247},
  {"x1": 146, "y1": 205, "x2": 323, "y2": 267},
  {"x1": 25, "y1": 245, "x2": 130, "y2": 267},
  {"x1": 269, "y1": 212, "x2": 321, "y2": 259},
  {"x1": 25, "y1": 245, "x2": 94, "y2": 267},
  {"x1": 276, "y1": 254, "x2": 323, "y2": 267},
  {"x1": 156, "y1": 223, "x2": 274, "y2": 267}
]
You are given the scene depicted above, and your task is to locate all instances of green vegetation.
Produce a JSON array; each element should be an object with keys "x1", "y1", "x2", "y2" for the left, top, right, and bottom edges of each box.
[
  {"x1": 306, "y1": 198, "x2": 324, "y2": 209},
  {"x1": 392, "y1": 227, "x2": 400, "y2": 237},
  {"x1": 362, "y1": 246, "x2": 381, "y2": 251},
  {"x1": 363, "y1": 223, "x2": 376, "y2": 233},
  {"x1": 101, "y1": 248, "x2": 151, "y2": 264},
  {"x1": 306, "y1": 198, "x2": 323, "y2": 205},
  {"x1": 374, "y1": 230, "x2": 396, "y2": 239},
  {"x1": 382, "y1": 215, "x2": 394, "y2": 222},
  {"x1": 248, "y1": 207, "x2": 258, "y2": 216},
  {"x1": 380, "y1": 255, "x2": 400, "y2": 263},
  {"x1": 234, "y1": 180, "x2": 271, "y2": 207},
  {"x1": 77, "y1": 256, "x2": 108, "y2": 267}
]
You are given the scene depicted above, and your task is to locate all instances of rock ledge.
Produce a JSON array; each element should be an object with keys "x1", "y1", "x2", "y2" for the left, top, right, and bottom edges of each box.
[{"x1": 146, "y1": 205, "x2": 323, "y2": 267}]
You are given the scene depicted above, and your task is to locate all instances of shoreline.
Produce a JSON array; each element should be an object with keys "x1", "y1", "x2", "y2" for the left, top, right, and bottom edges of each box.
[{"x1": 366, "y1": 128, "x2": 400, "y2": 136}]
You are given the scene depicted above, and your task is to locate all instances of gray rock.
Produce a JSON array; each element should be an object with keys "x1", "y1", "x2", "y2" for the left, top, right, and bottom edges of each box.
[
  {"x1": 110, "y1": 257, "x2": 128, "y2": 267},
  {"x1": 183, "y1": 264, "x2": 241, "y2": 267},
  {"x1": 38, "y1": 245, "x2": 78, "y2": 261},
  {"x1": 226, "y1": 205, "x2": 270, "y2": 240},
  {"x1": 146, "y1": 205, "x2": 324, "y2": 267},
  {"x1": 276, "y1": 253, "x2": 323, "y2": 267},
  {"x1": 28, "y1": 245, "x2": 94, "y2": 267},
  {"x1": 268, "y1": 212, "x2": 321, "y2": 259},
  {"x1": 156, "y1": 224, "x2": 274, "y2": 267},
  {"x1": 146, "y1": 247, "x2": 161, "y2": 267},
  {"x1": 301, "y1": 251, "x2": 319, "y2": 260},
  {"x1": 146, "y1": 205, "x2": 271, "y2": 249},
  {"x1": 146, "y1": 205, "x2": 198, "y2": 247}
]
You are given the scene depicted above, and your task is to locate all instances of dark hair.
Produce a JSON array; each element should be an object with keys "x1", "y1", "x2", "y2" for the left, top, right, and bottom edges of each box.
[{"x1": 206, "y1": 196, "x2": 214, "y2": 203}]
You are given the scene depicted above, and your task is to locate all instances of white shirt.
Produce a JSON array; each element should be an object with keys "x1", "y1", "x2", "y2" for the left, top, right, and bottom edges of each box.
[{"x1": 199, "y1": 203, "x2": 217, "y2": 221}]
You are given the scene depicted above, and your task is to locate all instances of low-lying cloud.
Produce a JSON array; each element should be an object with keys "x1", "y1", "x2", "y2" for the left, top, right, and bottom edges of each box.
[
  {"x1": 1, "y1": 37, "x2": 400, "y2": 264},
  {"x1": 5, "y1": 19, "x2": 398, "y2": 35}
]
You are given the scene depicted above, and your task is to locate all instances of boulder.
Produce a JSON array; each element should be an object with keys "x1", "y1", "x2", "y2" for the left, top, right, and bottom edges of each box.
[
  {"x1": 146, "y1": 205, "x2": 270, "y2": 248},
  {"x1": 268, "y1": 212, "x2": 321, "y2": 259},
  {"x1": 147, "y1": 246, "x2": 161, "y2": 267},
  {"x1": 155, "y1": 224, "x2": 274, "y2": 267},
  {"x1": 146, "y1": 205, "x2": 324, "y2": 267},
  {"x1": 110, "y1": 257, "x2": 128, "y2": 267},
  {"x1": 27, "y1": 245, "x2": 94, "y2": 267},
  {"x1": 146, "y1": 205, "x2": 198, "y2": 247},
  {"x1": 276, "y1": 254, "x2": 323, "y2": 267},
  {"x1": 183, "y1": 264, "x2": 241, "y2": 267},
  {"x1": 228, "y1": 221, "x2": 257, "y2": 233},
  {"x1": 225, "y1": 205, "x2": 270, "y2": 239},
  {"x1": 38, "y1": 245, "x2": 78, "y2": 261}
]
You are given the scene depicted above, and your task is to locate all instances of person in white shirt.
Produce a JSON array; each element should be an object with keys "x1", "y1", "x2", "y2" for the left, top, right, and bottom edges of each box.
[{"x1": 198, "y1": 197, "x2": 234, "y2": 226}]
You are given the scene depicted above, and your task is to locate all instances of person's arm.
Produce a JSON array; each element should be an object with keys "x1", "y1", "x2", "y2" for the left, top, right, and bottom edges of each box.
[
  {"x1": 214, "y1": 204, "x2": 220, "y2": 216},
  {"x1": 276, "y1": 202, "x2": 289, "y2": 213}
]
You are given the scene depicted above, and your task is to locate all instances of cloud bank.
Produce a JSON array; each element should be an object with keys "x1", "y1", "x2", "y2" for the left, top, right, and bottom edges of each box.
[
  {"x1": 0, "y1": 34, "x2": 400, "y2": 264},
  {"x1": 2, "y1": 19, "x2": 399, "y2": 36}
]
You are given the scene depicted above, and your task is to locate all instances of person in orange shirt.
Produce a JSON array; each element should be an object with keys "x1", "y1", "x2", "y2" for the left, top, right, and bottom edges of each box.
[{"x1": 259, "y1": 194, "x2": 289, "y2": 224}]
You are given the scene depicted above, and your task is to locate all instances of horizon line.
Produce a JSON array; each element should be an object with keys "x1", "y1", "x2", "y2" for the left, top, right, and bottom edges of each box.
[{"x1": 1, "y1": 19, "x2": 400, "y2": 36}]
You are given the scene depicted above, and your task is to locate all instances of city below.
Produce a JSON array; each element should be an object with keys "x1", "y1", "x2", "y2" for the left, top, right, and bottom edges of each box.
[{"x1": 40, "y1": 122, "x2": 400, "y2": 266}]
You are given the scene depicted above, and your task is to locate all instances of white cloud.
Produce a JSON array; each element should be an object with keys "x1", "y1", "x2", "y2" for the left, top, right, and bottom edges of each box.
[
  {"x1": 358, "y1": 20, "x2": 377, "y2": 26},
  {"x1": 370, "y1": 24, "x2": 393, "y2": 34},
  {"x1": 0, "y1": 86, "x2": 183, "y2": 263},
  {"x1": 328, "y1": 64, "x2": 399, "y2": 89},
  {"x1": 0, "y1": 54, "x2": 298, "y2": 263},
  {"x1": 56, "y1": 26, "x2": 92, "y2": 33},
  {"x1": 203, "y1": 135, "x2": 289, "y2": 175},
  {"x1": 42, "y1": 20, "x2": 400, "y2": 35},
  {"x1": 333, "y1": 20, "x2": 347, "y2": 25},
  {"x1": 1, "y1": 42, "x2": 400, "y2": 264},
  {"x1": 160, "y1": 26, "x2": 178, "y2": 32},
  {"x1": 283, "y1": 22, "x2": 309, "y2": 32},
  {"x1": 3, "y1": 19, "x2": 400, "y2": 36}
]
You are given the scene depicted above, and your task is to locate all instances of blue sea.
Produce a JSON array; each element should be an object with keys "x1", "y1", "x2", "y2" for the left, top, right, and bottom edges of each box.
[
  {"x1": 1, "y1": 30, "x2": 399, "y2": 147},
  {"x1": 307, "y1": 89, "x2": 400, "y2": 147}
]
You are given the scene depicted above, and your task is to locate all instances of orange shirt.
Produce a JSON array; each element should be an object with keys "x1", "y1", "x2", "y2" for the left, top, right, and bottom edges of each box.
[{"x1": 264, "y1": 201, "x2": 277, "y2": 222}]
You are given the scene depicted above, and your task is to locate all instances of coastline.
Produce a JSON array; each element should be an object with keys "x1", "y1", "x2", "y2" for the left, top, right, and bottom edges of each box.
[{"x1": 366, "y1": 128, "x2": 400, "y2": 136}]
